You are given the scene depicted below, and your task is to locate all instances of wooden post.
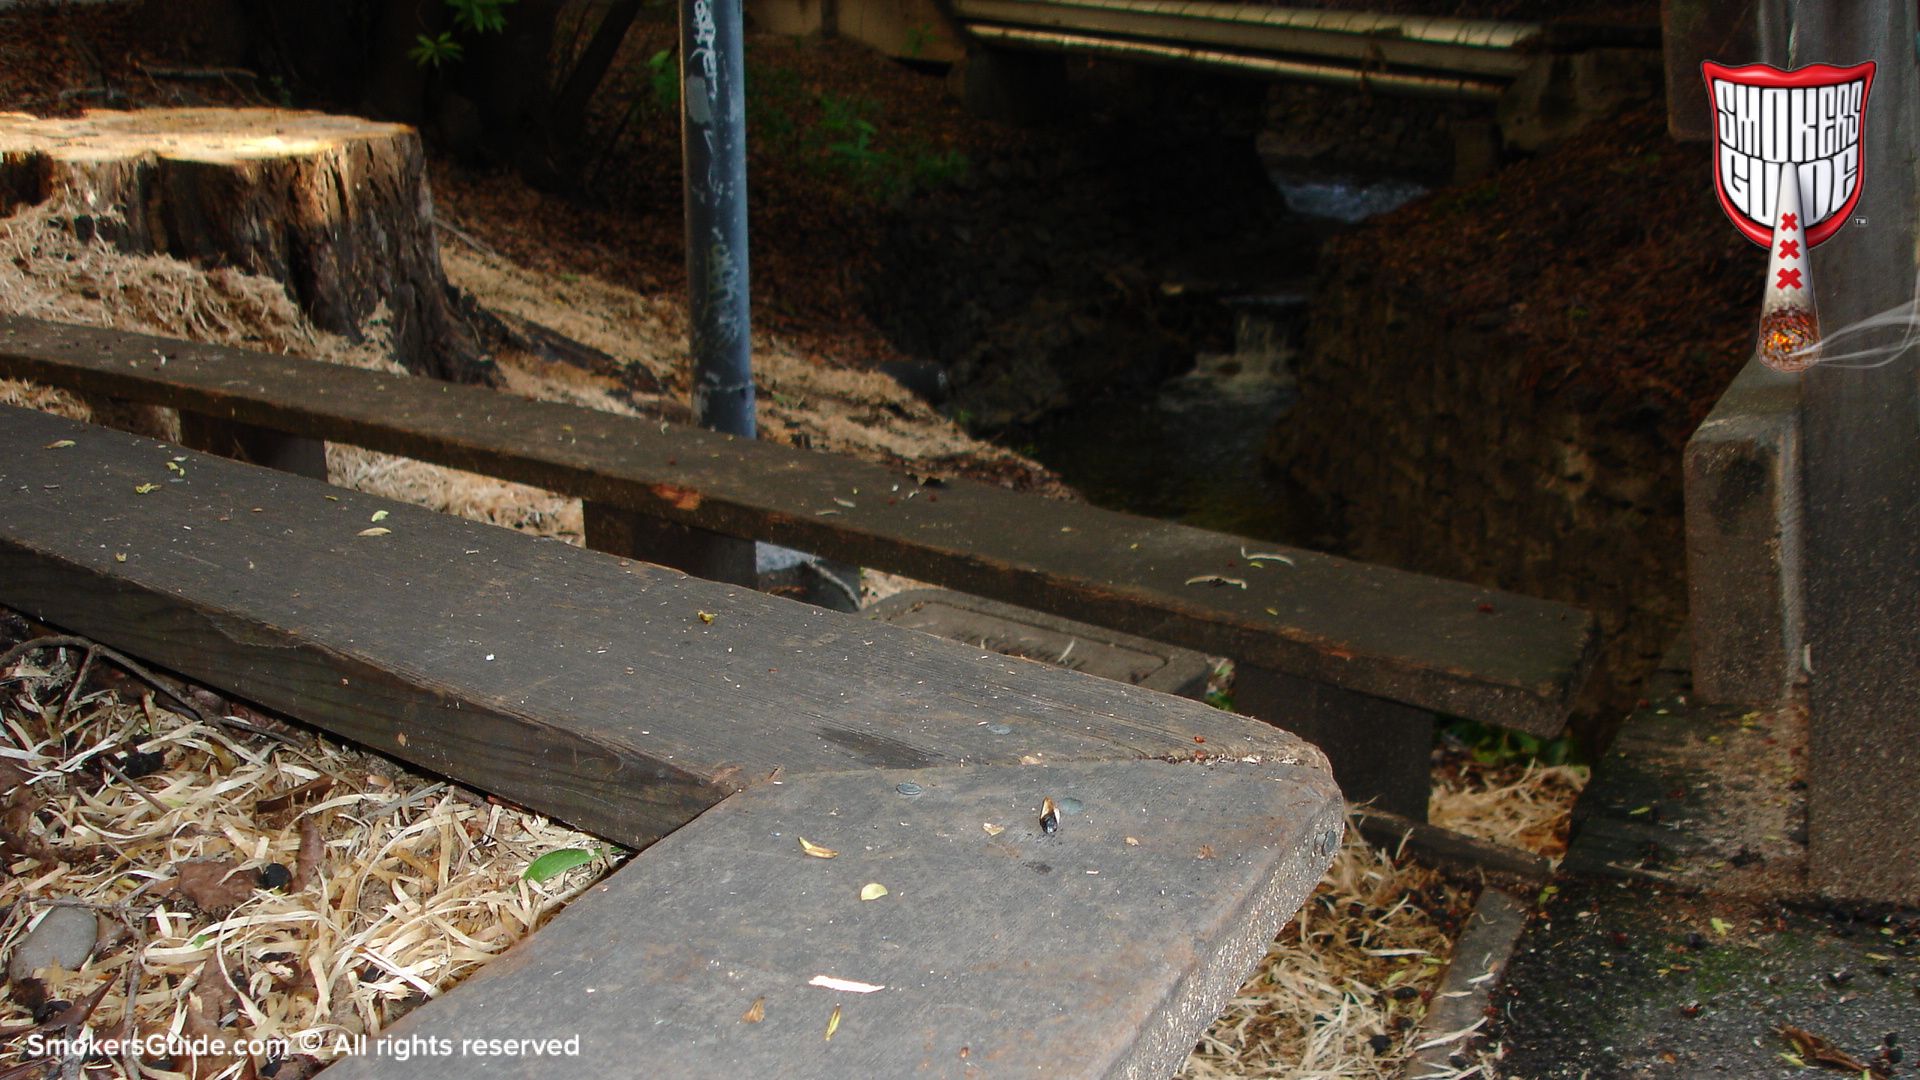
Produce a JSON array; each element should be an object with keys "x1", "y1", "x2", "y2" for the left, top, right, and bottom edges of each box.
[
  {"x1": 1776, "y1": 3, "x2": 1920, "y2": 901},
  {"x1": 177, "y1": 413, "x2": 327, "y2": 480},
  {"x1": 1234, "y1": 667, "x2": 1432, "y2": 821}
]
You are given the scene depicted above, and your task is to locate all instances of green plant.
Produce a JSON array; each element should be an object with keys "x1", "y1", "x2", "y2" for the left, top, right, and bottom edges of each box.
[
  {"x1": 411, "y1": 0, "x2": 515, "y2": 69},
  {"x1": 645, "y1": 48, "x2": 679, "y2": 113},
  {"x1": 449, "y1": 0, "x2": 515, "y2": 33},
  {"x1": 409, "y1": 31, "x2": 465, "y2": 68},
  {"x1": 903, "y1": 22, "x2": 935, "y2": 59},
  {"x1": 1441, "y1": 718, "x2": 1579, "y2": 768}
]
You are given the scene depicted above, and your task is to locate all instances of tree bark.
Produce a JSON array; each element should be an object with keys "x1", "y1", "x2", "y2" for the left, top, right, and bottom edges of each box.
[{"x1": 0, "y1": 108, "x2": 493, "y2": 384}]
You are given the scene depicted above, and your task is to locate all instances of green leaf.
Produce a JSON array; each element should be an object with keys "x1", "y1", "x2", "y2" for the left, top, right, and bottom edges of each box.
[
  {"x1": 1711, "y1": 917, "x2": 1730, "y2": 936},
  {"x1": 524, "y1": 846, "x2": 602, "y2": 883}
]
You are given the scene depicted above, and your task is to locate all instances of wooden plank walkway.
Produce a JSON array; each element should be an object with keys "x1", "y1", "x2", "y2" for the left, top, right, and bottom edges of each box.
[
  {"x1": 0, "y1": 316, "x2": 1597, "y2": 737},
  {"x1": 0, "y1": 404, "x2": 1343, "y2": 1076}
]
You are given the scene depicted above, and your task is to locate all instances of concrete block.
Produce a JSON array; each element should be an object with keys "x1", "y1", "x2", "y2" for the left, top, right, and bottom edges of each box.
[{"x1": 1683, "y1": 359, "x2": 1804, "y2": 705}]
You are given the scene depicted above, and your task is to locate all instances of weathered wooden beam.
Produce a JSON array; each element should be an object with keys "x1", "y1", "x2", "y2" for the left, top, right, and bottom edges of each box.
[
  {"x1": 0, "y1": 404, "x2": 1325, "y2": 850},
  {"x1": 0, "y1": 316, "x2": 1598, "y2": 735},
  {"x1": 322, "y1": 760, "x2": 1345, "y2": 1079}
]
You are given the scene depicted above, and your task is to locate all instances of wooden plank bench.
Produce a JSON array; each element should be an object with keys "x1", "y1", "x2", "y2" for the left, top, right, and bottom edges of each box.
[
  {"x1": 0, "y1": 403, "x2": 1344, "y2": 1077},
  {"x1": 0, "y1": 316, "x2": 1599, "y2": 817}
]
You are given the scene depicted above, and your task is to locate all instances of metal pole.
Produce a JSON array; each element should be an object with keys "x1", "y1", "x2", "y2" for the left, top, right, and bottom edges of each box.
[
  {"x1": 607, "y1": 0, "x2": 760, "y2": 587},
  {"x1": 681, "y1": 0, "x2": 756, "y2": 438}
]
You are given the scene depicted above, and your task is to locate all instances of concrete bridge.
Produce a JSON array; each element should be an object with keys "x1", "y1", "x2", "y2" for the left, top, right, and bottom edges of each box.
[{"x1": 748, "y1": 0, "x2": 1658, "y2": 146}]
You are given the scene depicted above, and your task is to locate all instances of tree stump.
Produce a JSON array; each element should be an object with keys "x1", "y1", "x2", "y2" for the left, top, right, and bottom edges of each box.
[{"x1": 0, "y1": 108, "x2": 491, "y2": 385}]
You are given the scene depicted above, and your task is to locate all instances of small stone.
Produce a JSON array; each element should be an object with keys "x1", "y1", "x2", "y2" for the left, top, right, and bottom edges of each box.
[
  {"x1": 8, "y1": 906, "x2": 98, "y2": 982},
  {"x1": 985, "y1": 723, "x2": 1011, "y2": 735},
  {"x1": 895, "y1": 782, "x2": 924, "y2": 797}
]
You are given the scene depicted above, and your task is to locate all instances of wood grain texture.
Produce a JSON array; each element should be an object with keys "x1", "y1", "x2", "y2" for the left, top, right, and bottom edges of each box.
[
  {"x1": 323, "y1": 760, "x2": 1345, "y2": 1080},
  {"x1": 0, "y1": 405, "x2": 1326, "y2": 850},
  {"x1": 0, "y1": 316, "x2": 1596, "y2": 732},
  {"x1": 0, "y1": 111, "x2": 490, "y2": 383}
]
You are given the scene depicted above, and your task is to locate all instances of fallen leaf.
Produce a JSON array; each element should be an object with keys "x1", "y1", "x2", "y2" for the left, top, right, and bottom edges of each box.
[
  {"x1": 174, "y1": 858, "x2": 255, "y2": 912},
  {"x1": 1711, "y1": 917, "x2": 1730, "y2": 936},
  {"x1": 824, "y1": 1004, "x2": 842, "y2": 1041},
  {"x1": 1773, "y1": 1023, "x2": 1881, "y2": 1076},
  {"x1": 810, "y1": 974, "x2": 884, "y2": 993},
  {"x1": 698, "y1": 611, "x2": 716, "y2": 624},
  {"x1": 114, "y1": 553, "x2": 127, "y2": 563},
  {"x1": 741, "y1": 997, "x2": 766, "y2": 1023},
  {"x1": 524, "y1": 847, "x2": 603, "y2": 882},
  {"x1": 982, "y1": 822, "x2": 1004, "y2": 837},
  {"x1": 798, "y1": 837, "x2": 838, "y2": 859},
  {"x1": 370, "y1": 510, "x2": 389, "y2": 523},
  {"x1": 166, "y1": 461, "x2": 184, "y2": 475},
  {"x1": 44, "y1": 439, "x2": 75, "y2": 449},
  {"x1": 859, "y1": 882, "x2": 888, "y2": 901},
  {"x1": 134, "y1": 483, "x2": 159, "y2": 494},
  {"x1": 1124, "y1": 836, "x2": 1140, "y2": 846},
  {"x1": 357, "y1": 527, "x2": 391, "y2": 537}
]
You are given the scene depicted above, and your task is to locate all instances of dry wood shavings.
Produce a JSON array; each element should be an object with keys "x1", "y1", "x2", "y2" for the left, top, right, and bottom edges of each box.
[
  {"x1": 1178, "y1": 814, "x2": 1476, "y2": 1080},
  {"x1": 0, "y1": 639, "x2": 625, "y2": 1076},
  {"x1": 1185, "y1": 575, "x2": 1248, "y2": 589}
]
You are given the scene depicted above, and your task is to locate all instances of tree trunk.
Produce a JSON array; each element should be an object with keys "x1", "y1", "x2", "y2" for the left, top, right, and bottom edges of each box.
[{"x1": 0, "y1": 108, "x2": 493, "y2": 385}]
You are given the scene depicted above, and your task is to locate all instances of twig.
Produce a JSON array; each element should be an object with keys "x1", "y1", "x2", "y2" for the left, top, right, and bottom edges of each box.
[
  {"x1": 135, "y1": 64, "x2": 260, "y2": 82},
  {"x1": 434, "y1": 218, "x2": 502, "y2": 259},
  {"x1": 0, "y1": 635, "x2": 209, "y2": 725}
]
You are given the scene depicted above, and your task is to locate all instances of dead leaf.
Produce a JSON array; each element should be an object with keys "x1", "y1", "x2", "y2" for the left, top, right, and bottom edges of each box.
[
  {"x1": 1774, "y1": 1023, "x2": 1883, "y2": 1076},
  {"x1": 741, "y1": 997, "x2": 766, "y2": 1023},
  {"x1": 357, "y1": 527, "x2": 391, "y2": 537},
  {"x1": 43, "y1": 439, "x2": 74, "y2": 449},
  {"x1": 698, "y1": 611, "x2": 716, "y2": 624},
  {"x1": 114, "y1": 553, "x2": 127, "y2": 563},
  {"x1": 824, "y1": 1003, "x2": 842, "y2": 1041},
  {"x1": 289, "y1": 816, "x2": 325, "y2": 891},
  {"x1": 982, "y1": 822, "x2": 1004, "y2": 837},
  {"x1": 798, "y1": 837, "x2": 838, "y2": 859},
  {"x1": 173, "y1": 858, "x2": 255, "y2": 912},
  {"x1": 370, "y1": 510, "x2": 389, "y2": 522},
  {"x1": 1196, "y1": 844, "x2": 1217, "y2": 860},
  {"x1": 134, "y1": 483, "x2": 158, "y2": 495},
  {"x1": 859, "y1": 882, "x2": 888, "y2": 901},
  {"x1": 1124, "y1": 836, "x2": 1140, "y2": 846}
]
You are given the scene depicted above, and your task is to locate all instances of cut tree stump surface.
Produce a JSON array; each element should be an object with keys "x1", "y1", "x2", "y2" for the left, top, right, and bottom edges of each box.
[
  {"x1": 0, "y1": 317, "x2": 1597, "y2": 735},
  {"x1": 0, "y1": 403, "x2": 1345, "y2": 1077},
  {"x1": 0, "y1": 109, "x2": 488, "y2": 383}
]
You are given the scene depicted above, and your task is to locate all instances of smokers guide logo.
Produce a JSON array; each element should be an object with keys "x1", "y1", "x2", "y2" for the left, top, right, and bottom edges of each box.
[{"x1": 1703, "y1": 60, "x2": 1875, "y2": 372}]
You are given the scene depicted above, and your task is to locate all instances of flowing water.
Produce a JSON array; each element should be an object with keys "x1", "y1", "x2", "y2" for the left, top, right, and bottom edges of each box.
[{"x1": 1019, "y1": 170, "x2": 1427, "y2": 547}]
